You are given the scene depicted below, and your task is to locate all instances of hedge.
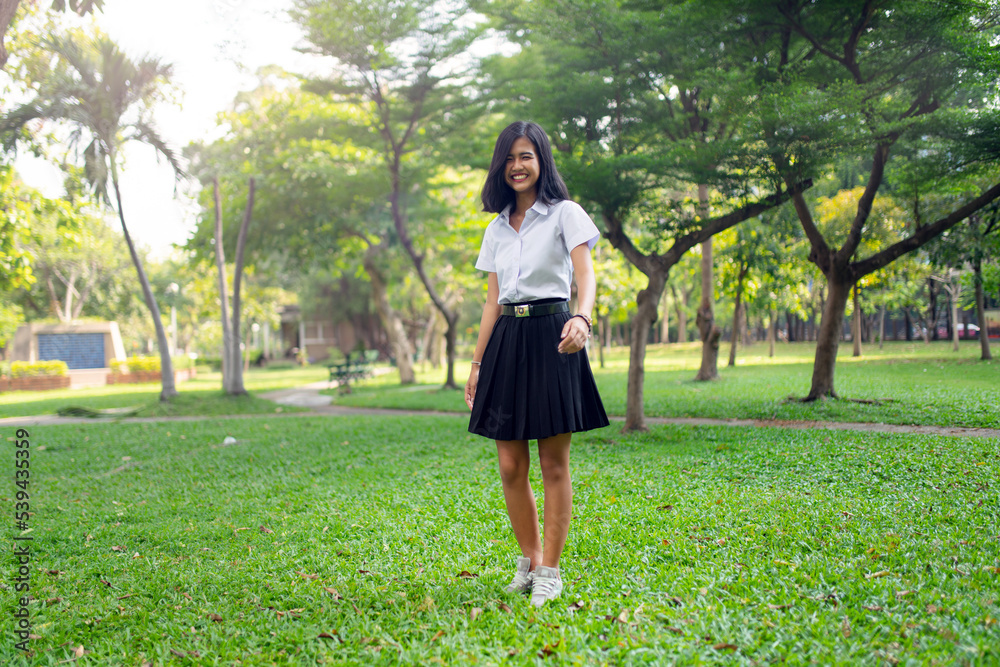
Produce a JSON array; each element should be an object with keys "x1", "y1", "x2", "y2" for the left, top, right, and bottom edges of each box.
[
  {"x1": 110, "y1": 355, "x2": 194, "y2": 374},
  {"x1": 10, "y1": 360, "x2": 69, "y2": 378}
]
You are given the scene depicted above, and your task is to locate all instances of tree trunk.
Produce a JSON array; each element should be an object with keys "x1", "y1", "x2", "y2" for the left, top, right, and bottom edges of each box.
[
  {"x1": 0, "y1": 0, "x2": 19, "y2": 71},
  {"x1": 228, "y1": 178, "x2": 255, "y2": 395},
  {"x1": 624, "y1": 274, "x2": 666, "y2": 432},
  {"x1": 388, "y1": 163, "x2": 458, "y2": 389},
  {"x1": 111, "y1": 166, "x2": 176, "y2": 400},
  {"x1": 244, "y1": 322, "x2": 252, "y2": 374},
  {"x1": 768, "y1": 307, "x2": 776, "y2": 358},
  {"x1": 597, "y1": 315, "x2": 606, "y2": 368},
  {"x1": 728, "y1": 268, "x2": 746, "y2": 367},
  {"x1": 852, "y1": 283, "x2": 862, "y2": 357},
  {"x1": 212, "y1": 178, "x2": 249, "y2": 396},
  {"x1": 669, "y1": 283, "x2": 688, "y2": 343},
  {"x1": 363, "y1": 246, "x2": 415, "y2": 384},
  {"x1": 695, "y1": 185, "x2": 718, "y2": 380},
  {"x1": 950, "y1": 281, "x2": 960, "y2": 352},
  {"x1": 805, "y1": 276, "x2": 852, "y2": 400},
  {"x1": 973, "y1": 259, "x2": 992, "y2": 360},
  {"x1": 661, "y1": 293, "x2": 670, "y2": 343},
  {"x1": 878, "y1": 304, "x2": 886, "y2": 350},
  {"x1": 420, "y1": 310, "x2": 442, "y2": 368}
]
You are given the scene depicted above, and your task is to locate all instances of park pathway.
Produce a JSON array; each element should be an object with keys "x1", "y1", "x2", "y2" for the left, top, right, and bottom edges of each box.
[{"x1": 3, "y1": 382, "x2": 999, "y2": 439}]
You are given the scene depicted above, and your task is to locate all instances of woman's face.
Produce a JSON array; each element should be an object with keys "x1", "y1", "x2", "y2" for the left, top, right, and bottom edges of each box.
[{"x1": 504, "y1": 136, "x2": 540, "y2": 197}]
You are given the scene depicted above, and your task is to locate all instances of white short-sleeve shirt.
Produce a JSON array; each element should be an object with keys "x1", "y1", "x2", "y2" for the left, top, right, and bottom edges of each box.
[{"x1": 475, "y1": 199, "x2": 600, "y2": 305}]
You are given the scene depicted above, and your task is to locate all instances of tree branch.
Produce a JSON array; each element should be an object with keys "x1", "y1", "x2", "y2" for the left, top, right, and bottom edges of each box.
[
  {"x1": 835, "y1": 142, "x2": 890, "y2": 265},
  {"x1": 852, "y1": 181, "x2": 1000, "y2": 278}
]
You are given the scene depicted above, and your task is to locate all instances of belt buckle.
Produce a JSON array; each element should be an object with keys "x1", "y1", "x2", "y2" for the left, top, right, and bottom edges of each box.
[{"x1": 514, "y1": 305, "x2": 529, "y2": 317}]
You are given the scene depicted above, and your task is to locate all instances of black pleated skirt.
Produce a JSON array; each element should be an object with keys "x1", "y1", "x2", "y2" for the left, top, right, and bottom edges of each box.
[{"x1": 468, "y1": 301, "x2": 610, "y2": 441}]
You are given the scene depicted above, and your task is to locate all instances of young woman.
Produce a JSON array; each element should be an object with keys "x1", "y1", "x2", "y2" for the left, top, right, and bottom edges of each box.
[{"x1": 465, "y1": 121, "x2": 609, "y2": 607}]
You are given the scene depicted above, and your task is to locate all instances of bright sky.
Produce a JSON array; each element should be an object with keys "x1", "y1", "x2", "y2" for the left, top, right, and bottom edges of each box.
[{"x1": 14, "y1": 0, "x2": 312, "y2": 258}]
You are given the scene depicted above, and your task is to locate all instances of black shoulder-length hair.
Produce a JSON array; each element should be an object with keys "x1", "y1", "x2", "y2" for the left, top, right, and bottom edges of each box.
[{"x1": 481, "y1": 121, "x2": 570, "y2": 213}]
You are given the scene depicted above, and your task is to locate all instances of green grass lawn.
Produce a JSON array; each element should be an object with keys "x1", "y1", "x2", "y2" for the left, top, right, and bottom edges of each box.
[
  {"x1": 328, "y1": 341, "x2": 1000, "y2": 429},
  {"x1": 7, "y1": 415, "x2": 998, "y2": 665},
  {"x1": 0, "y1": 366, "x2": 328, "y2": 419}
]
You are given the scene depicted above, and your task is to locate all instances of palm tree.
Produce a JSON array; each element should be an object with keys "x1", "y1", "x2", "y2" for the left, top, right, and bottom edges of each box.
[{"x1": 2, "y1": 29, "x2": 181, "y2": 400}]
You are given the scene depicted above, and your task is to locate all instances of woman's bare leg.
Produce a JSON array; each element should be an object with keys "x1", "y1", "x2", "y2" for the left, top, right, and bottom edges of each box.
[
  {"x1": 537, "y1": 432, "x2": 572, "y2": 568},
  {"x1": 496, "y1": 439, "x2": 543, "y2": 567}
]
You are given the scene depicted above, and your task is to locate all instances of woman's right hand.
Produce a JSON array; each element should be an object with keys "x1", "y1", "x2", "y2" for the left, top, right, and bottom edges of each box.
[{"x1": 465, "y1": 367, "x2": 479, "y2": 410}]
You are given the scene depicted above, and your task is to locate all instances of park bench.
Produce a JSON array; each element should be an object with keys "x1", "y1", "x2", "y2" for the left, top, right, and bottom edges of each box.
[{"x1": 327, "y1": 352, "x2": 375, "y2": 393}]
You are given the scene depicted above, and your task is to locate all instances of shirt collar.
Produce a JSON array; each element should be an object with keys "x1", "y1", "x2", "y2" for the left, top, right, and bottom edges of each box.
[{"x1": 499, "y1": 200, "x2": 550, "y2": 221}]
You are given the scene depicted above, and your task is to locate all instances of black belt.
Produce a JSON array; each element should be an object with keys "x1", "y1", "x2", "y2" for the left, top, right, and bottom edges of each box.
[{"x1": 500, "y1": 302, "x2": 569, "y2": 317}]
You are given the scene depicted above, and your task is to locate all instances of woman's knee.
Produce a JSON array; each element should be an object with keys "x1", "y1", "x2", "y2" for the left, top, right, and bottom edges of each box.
[
  {"x1": 538, "y1": 450, "x2": 569, "y2": 484},
  {"x1": 496, "y1": 447, "x2": 529, "y2": 485}
]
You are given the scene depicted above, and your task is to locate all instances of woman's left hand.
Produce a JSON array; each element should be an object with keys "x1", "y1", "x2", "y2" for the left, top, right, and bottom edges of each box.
[{"x1": 558, "y1": 317, "x2": 590, "y2": 354}]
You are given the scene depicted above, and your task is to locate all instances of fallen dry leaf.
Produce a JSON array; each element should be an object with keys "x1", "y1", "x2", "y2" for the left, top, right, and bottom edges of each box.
[
  {"x1": 456, "y1": 570, "x2": 479, "y2": 578},
  {"x1": 208, "y1": 613, "x2": 222, "y2": 622},
  {"x1": 863, "y1": 605, "x2": 884, "y2": 611},
  {"x1": 318, "y1": 632, "x2": 341, "y2": 642},
  {"x1": 540, "y1": 639, "x2": 562, "y2": 657},
  {"x1": 73, "y1": 646, "x2": 85, "y2": 658},
  {"x1": 767, "y1": 604, "x2": 791, "y2": 610},
  {"x1": 616, "y1": 608, "x2": 630, "y2": 624},
  {"x1": 713, "y1": 643, "x2": 738, "y2": 651},
  {"x1": 498, "y1": 602, "x2": 512, "y2": 613},
  {"x1": 111, "y1": 546, "x2": 125, "y2": 552},
  {"x1": 666, "y1": 626, "x2": 684, "y2": 635},
  {"x1": 666, "y1": 596, "x2": 683, "y2": 607},
  {"x1": 46, "y1": 570, "x2": 62, "y2": 576},
  {"x1": 259, "y1": 525, "x2": 274, "y2": 534},
  {"x1": 568, "y1": 600, "x2": 586, "y2": 611},
  {"x1": 896, "y1": 590, "x2": 914, "y2": 598},
  {"x1": 657, "y1": 504, "x2": 674, "y2": 511},
  {"x1": 324, "y1": 587, "x2": 342, "y2": 599},
  {"x1": 298, "y1": 572, "x2": 319, "y2": 580},
  {"x1": 45, "y1": 598, "x2": 62, "y2": 606},
  {"x1": 470, "y1": 607, "x2": 483, "y2": 621},
  {"x1": 431, "y1": 630, "x2": 445, "y2": 642},
  {"x1": 841, "y1": 616, "x2": 851, "y2": 638},
  {"x1": 866, "y1": 570, "x2": 891, "y2": 580}
]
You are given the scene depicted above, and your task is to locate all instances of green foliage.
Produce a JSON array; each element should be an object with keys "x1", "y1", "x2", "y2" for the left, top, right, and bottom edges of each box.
[
  {"x1": 11, "y1": 359, "x2": 68, "y2": 377},
  {"x1": 331, "y1": 341, "x2": 1000, "y2": 429},
  {"x1": 110, "y1": 355, "x2": 160, "y2": 374},
  {"x1": 10, "y1": 415, "x2": 998, "y2": 664},
  {"x1": 1, "y1": 27, "x2": 181, "y2": 203}
]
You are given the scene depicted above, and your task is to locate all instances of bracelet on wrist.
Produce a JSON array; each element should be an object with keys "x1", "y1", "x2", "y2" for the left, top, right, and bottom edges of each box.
[
  {"x1": 570, "y1": 313, "x2": 592, "y2": 333},
  {"x1": 471, "y1": 360, "x2": 482, "y2": 366}
]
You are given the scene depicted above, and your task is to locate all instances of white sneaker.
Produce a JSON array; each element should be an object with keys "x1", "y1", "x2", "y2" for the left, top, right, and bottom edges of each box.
[
  {"x1": 504, "y1": 556, "x2": 533, "y2": 594},
  {"x1": 530, "y1": 565, "x2": 563, "y2": 607}
]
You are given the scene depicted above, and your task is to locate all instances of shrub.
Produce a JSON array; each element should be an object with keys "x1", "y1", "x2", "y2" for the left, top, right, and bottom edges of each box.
[
  {"x1": 0, "y1": 361, "x2": 10, "y2": 378},
  {"x1": 11, "y1": 360, "x2": 69, "y2": 378},
  {"x1": 172, "y1": 355, "x2": 194, "y2": 371},
  {"x1": 110, "y1": 356, "x2": 161, "y2": 374}
]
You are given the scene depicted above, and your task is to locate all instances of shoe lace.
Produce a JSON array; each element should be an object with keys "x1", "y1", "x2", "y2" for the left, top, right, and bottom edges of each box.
[{"x1": 532, "y1": 574, "x2": 559, "y2": 597}]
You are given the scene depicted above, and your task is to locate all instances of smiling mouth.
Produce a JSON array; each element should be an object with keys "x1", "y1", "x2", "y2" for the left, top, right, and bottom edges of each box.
[{"x1": 509, "y1": 173, "x2": 528, "y2": 182}]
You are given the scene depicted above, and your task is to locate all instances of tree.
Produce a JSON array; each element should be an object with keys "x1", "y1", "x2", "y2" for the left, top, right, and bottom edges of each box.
[
  {"x1": 928, "y1": 198, "x2": 1000, "y2": 359},
  {"x1": 186, "y1": 80, "x2": 425, "y2": 383},
  {"x1": 476, "y1": 0, "x2": 810, "y2": 430},
  {"x1": 212, "y1": 176, "x2": 254, "y2": 394},
  {"x1": 2, "y1": 30, "x2": 182, "y2": 400},
  {"x1": 733, "y1": 0, "x2": 1000, "y2": 400},
  {"x1": 0, "y1": 0, "x2": 101, "y2": 69},
  {"x1": 290, "y1": 0, "x2": 481, "y2": 389}
]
